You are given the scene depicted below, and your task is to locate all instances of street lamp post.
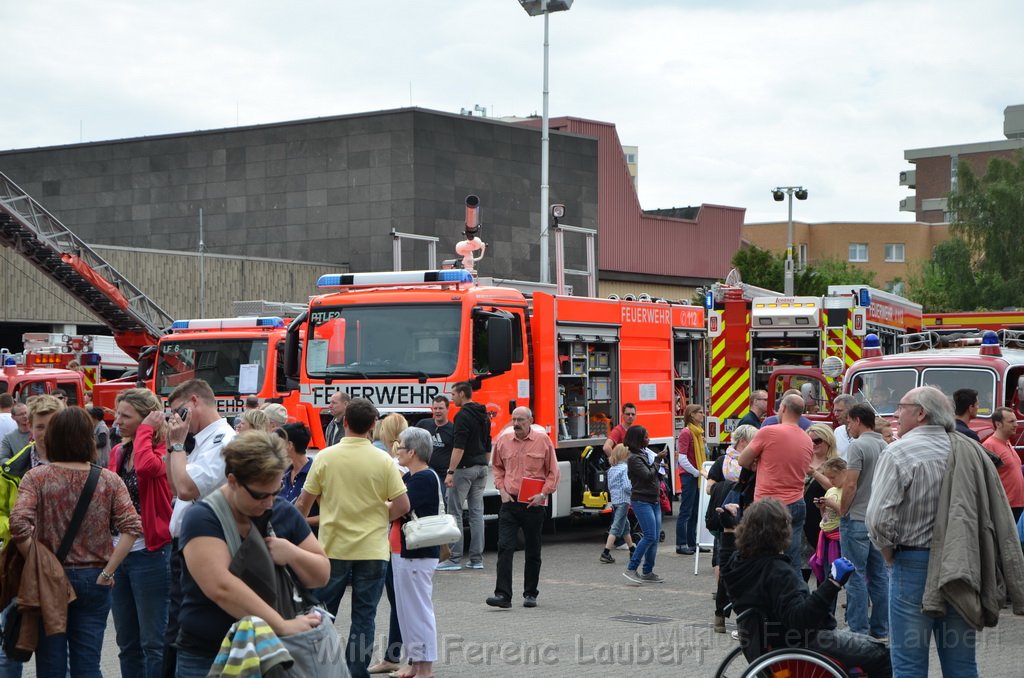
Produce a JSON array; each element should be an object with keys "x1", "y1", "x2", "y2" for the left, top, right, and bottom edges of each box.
[
  {"x1": 518, "y1": 0, "x2": 573, "y2": 284},
  {"x1": 771, "y1": 186, "x2": 808, "y2": 296}
]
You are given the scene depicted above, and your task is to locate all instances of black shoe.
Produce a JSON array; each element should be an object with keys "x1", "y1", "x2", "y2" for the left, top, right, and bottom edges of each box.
[
  {"x1": 486, "y1": 595, "x2": 512, "y2": 609},
  {"x1": 676, "y1": 546, "x2": 695, "y2": 555},
  {"x1": 523, "y1": 595, "x2": 537, "y2": 608},
  {"x1": 698, "y1": 545, "x2": 711, "y2": 553}
]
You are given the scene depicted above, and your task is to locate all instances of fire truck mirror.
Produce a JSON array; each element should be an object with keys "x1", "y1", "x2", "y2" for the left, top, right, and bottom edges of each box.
[
  {"x1": 1017, "y1": 375, "x2": 1024, "y2": 408},
  {"x1": 284, "y1": 312, "x2": 306, "y2": 380},
  {"x1": 485, "y1": 316, "x2": 513, "y2": 376}
]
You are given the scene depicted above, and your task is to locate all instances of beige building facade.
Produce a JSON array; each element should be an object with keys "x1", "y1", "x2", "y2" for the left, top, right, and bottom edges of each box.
[{"x1": 741, "y1": 221, "x2": 950, "y2": 293}]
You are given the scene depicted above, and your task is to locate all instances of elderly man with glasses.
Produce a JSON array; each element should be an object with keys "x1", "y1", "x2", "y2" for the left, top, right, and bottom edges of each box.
[{"x1": 867, "y1": 386, "x2": 1024, "y2": 677}]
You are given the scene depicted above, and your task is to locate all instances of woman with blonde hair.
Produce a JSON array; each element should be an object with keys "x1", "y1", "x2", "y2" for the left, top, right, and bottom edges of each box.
[
  {"x1": 374, "y1": 413, "x2": 409, "y2": 458},
  {"x1": 236, "y1": 408, "x2": 268, "y2": 434},
  {"x1": 803, "y1": 423, "x2": 838, "y2": 583},
  {"x1": 675, "y1": 403, "x2": 707, "y2": 555},
  {"x1": 108, "y1": 388, "x2": 174, "y2": 677}
]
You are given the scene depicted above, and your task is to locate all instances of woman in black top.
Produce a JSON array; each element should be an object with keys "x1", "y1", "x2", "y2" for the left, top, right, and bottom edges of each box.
[{"x1": 623, "y1": 425, "x2": 665, "y2": 584}]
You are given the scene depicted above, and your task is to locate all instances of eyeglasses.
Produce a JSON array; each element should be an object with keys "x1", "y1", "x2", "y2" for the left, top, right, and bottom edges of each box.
[
  {"x1": 238, "y1": 479, "x2": 282, "y2": 501},
  {"x1": 810, "y1": 438, "x2": 824, "y2": 445},
  {"x1": 54, "y1": 394, "x2": 66, "y2": 401}
]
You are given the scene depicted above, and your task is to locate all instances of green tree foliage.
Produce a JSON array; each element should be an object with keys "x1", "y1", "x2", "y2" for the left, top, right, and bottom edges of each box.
[
  {"x1": 728, "y1": 244, "x2": 875, "y2": 296},
  {"x1": 906, "y1": 239, "x2": 976, "y2": 312},
  {"x1": 907, "y1": 153, "x2": 1024, "y2": 311}
]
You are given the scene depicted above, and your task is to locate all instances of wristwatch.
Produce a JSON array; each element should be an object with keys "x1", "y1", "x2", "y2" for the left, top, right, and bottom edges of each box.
[
  {"x1": 446, "y1": 469, "x2": 456, "y2": 476},
  {"x1": 169, "y1": 443, "x2": 186, "y2": 452}
]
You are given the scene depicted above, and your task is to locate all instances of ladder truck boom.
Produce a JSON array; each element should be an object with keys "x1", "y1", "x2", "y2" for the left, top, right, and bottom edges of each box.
[{"x1": 0, "y1": 170, "x2": 174, "y2": 358}]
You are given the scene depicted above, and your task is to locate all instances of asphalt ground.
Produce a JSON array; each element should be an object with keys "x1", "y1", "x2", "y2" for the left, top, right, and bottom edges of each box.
[{"x1": 22, "y1": 513, "x2": 1024, "y2": 677}]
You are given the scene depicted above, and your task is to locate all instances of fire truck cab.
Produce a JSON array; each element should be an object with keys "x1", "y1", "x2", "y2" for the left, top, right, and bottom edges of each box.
[
  {"x1": 0, "y1": 353, "x2": 87, "y2": 405},
  {"x1": 840, "y1": 330, "x2": 1024, "y2": 459},
  {"x1": 285, "y1": 268, "x2": 706, "y2": 521},
  {"x1": 706, "y1": 281, "x2": 922, "y2": 450}
]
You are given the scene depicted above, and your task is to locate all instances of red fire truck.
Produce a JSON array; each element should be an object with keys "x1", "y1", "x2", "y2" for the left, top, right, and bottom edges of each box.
[
  {"x1": 924, "y1": 311, "x2": 1024, "y2": 333},
  {"x1": 783, "y1": 329, "x2": 1024, "y2": 459},
  {"x1": 705, "y1": 280, "x2": 922, "y2": 450},
  {"x1": 0, "y1": 351, "x2": 88, "y2": 405},
  {"x1": 283, "y1": 249, "x2": 708, "y2": 518}
]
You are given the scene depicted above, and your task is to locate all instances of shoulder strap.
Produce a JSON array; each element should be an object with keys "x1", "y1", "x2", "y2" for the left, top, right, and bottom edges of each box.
[
  {"x1": 204, "y1": 489, "x2": 242, "y2": 555},
  {"x1": 56, "y1": 464, "x2": 101, "y2": 564},
  {"x1": 1, "y1": 443, "x2": 32, "y2": 473},
  {"x1": 432, "y1": 468, "x2": 444, "y2": 514}
]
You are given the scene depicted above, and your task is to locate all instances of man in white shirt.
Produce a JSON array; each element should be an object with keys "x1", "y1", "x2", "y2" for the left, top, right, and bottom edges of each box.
[{"x1": 832, "y1": 394, "x2": 856, "y2": 458}]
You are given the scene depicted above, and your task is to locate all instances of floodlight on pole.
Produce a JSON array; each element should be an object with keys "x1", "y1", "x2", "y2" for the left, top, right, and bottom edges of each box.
[
  {"x1": 771, "y1": 185, "x2": 808, "y2": 296},
  {"x1": 518, "y1": 0, "x2": 573, "y2": 284}
]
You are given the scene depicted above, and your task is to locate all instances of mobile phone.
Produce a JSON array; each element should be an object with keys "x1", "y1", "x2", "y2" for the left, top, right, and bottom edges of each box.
[{"x1": 176, "y1": 406, "x2": 189, "y2": 421}]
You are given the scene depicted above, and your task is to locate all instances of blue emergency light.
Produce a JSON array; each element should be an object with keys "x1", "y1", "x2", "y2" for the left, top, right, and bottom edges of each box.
[
  {"x1": 317, "y1": 269, "x2": 474, "y2": 289},
  {"x1": 170, "y1": 317, "x2": 285, "y2": 331},
  {"x1": 858, "y1": 288, "x2": 872, "y2": 307},
  {"x1": 981, "y1": 330, "x2": 1002, "y2": 357},
  {"x1": 704, "y1": 290, "x2": 714, "y2": 310}
]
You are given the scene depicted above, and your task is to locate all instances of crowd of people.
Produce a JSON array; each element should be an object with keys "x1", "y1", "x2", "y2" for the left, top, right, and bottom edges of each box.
[{"x1": 1, "y1": 378, "x2": 1023, "y2": 677}]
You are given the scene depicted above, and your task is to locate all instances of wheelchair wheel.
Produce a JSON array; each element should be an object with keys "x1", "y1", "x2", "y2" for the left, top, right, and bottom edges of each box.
[
  {"x1": 742, "y1": 648, "x2": 847, "y2": 678},
  {"x1": 713, "y1": 646, "x2": 751, "y2": 678}
]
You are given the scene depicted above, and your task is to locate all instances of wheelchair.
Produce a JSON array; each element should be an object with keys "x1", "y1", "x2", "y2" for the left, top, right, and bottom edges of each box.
[{"x1": 714, "y1": 608, "x2": 861, "y2": 678}]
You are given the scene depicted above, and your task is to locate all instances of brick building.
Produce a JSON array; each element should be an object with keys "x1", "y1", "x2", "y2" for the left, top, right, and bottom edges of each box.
[
  {"x1": 901, "y1": 104, "x2": 1024, "y2": 222},
  {"x1": 741, "y1": 221, "x2": 949, "y2": 294}
]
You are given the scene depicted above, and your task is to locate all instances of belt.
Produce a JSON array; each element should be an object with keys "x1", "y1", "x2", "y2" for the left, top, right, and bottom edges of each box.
[{"x1": 895, "y1": 545, "x2": 929, "y2": 552}]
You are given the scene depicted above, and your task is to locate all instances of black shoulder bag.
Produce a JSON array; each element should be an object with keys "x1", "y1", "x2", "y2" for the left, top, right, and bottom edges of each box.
[{"x1": 2, "y1": 464, "x2": 101, "y2": 663}]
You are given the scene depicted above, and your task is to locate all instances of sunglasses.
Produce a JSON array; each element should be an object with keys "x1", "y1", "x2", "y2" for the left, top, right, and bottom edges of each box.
[
  {"x1": 810, "y1": 438, "x2": 824, "y2": 445},
  {"x1": 238, "y1": 479, "x2": 282, "y2": 501}
]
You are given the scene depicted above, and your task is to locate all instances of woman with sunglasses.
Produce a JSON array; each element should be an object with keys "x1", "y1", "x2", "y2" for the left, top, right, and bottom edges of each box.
[
  {"x1": 803, "y1": 424, "x2": 838, "y2": 584},
  {"x1": 175, "y1": 431, "x2": 330, "y2": 677}
]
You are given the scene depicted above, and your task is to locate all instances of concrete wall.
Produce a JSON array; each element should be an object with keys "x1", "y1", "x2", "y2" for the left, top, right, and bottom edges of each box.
[{"x1": 0, "y1": 108, "x2": 597, "y2": 285}]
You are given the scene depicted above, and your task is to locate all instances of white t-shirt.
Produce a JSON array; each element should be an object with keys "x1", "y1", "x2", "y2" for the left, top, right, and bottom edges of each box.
[
  {"x1": 0, "y1": 413, "x2": 16, "y2": 439},
  {"x1": 834, "y1": 425, "x2": 850, "y2": 460}
]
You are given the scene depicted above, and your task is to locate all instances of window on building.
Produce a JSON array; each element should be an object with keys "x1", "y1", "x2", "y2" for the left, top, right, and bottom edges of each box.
[
  {"x1": 625, "y1": 153, "x2": 636, "y2": 164},
  {"x1": 797, "y1": 243, "x2": 808, "y2": 271},
  {"x1": 884, "y1": 243, "x2": 905, "y2": 262},
  {"x1": 885, "y1": 280, "x2": 906, "y2": 296},
  {"x1": 950, "y1": 154, "x2": 959, "y2": 192},
  {"x1": 848, "y1": 243, "x2": 869, "y2": 262}
]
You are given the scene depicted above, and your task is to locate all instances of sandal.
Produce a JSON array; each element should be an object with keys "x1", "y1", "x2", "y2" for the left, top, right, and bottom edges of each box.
[{"x1": 387, "y1": 670, "x2": 415, "y2": 678}]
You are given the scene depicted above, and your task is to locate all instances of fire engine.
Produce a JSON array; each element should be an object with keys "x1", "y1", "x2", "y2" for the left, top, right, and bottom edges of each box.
[
  {"x1": 0, "y1": 351, "x2": 87, "y2": 405},
  {"x1": 283, "y1": 197, "x2": 708, "y2": 519},
  {"x1": 786, "y1": 329, "x2": 1024, "y2": 459},
  {"x1": 924, "y1": 311, "x2": 1024, "y2": 333},
  {"x1": 705, "y1": 278, "x2": 922, "y2": 450}
]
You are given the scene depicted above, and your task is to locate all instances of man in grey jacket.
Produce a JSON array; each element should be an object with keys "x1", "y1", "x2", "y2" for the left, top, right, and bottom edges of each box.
[{"x1": 866, "y1": 386, "x2": 1023, "y2": 677}]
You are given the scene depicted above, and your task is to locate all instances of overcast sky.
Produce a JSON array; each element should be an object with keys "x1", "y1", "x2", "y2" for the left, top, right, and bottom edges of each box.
[{"x1": 2, "y1": 0, "x2": 1020, "y2": 224}]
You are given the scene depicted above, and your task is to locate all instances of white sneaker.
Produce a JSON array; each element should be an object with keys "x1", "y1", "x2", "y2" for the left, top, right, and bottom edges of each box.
[{"x1": 615, "y1": 544, "x2": 630, "y2": 551}]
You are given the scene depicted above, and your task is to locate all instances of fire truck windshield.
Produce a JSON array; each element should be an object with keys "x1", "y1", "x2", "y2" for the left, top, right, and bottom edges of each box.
[
  {"x1": 305, "y1": 303, "x2": 461, "y2": 379},
  {"x1": 850, "y1": 367, "x2": 997, "y2": 417},
  {"x1": 155, "y1": 339, "x2": 269, "y2": 396}
]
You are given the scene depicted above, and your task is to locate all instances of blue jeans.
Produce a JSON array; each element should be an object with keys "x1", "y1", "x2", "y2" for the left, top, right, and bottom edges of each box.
[
  {"x1": 889, "y1": 549, "x2": 977, "y2": 677},
  {"x1": 35, "y1": 567, "x2": 110, "y2": 678},
  {"x1": 0, "y1": 601, "x2": 23, "y2": 678},
  {"x1": 112, "y1": 544, "x2": 171, "y2": 678},
  {"x1": 447, "y1": 465, "x2": 487, "y2": 564},
  {"x1": 675, "y1": 473, "x2": 699, "y2": 548},
  {"x1": 627, "y1": 501, "x2": 661, "y2": 574},
  {"x1": 175, "y1": 648, "x2": 214, "y2": 678},
  {"x1": 315, "y1": 558, "x2": 388, "y2": 678},
  {"x1": 840, "y1": 517, "x2": 889, "y2": 637},
  {"x1": 785, "y1": 499, "x2": 806, "y2": 578}
]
